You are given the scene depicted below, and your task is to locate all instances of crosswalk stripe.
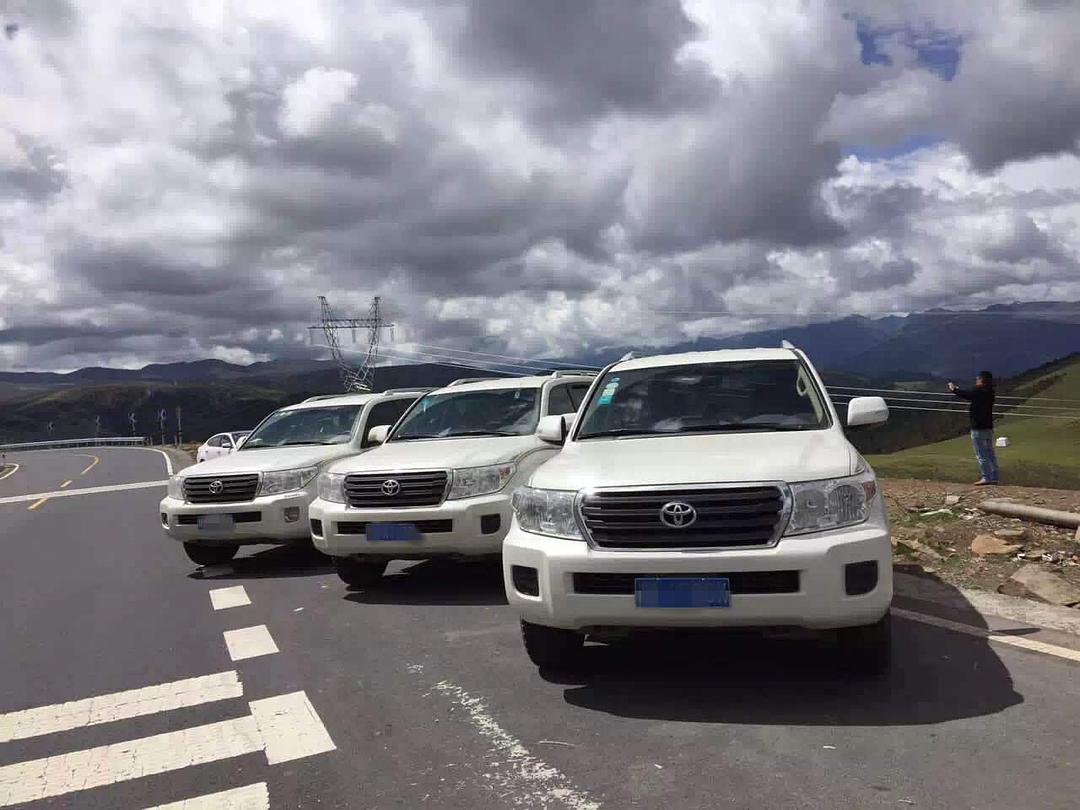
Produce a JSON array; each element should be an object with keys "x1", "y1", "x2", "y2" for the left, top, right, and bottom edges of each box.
[
  {"x1": 0, "y1": 671, "x2": 243, "y2": 743},
  {"x1": 210, "y1": 586, "x2": 251, "y2": 610},
  {"x1": 223, "y1": 626, "x2": 278, "y2": 661},
  {"x1": 0, "y1": 690, "x2": 334, "y2": 807},
  {"x1": 145, "y1": 782, "x2": 269, "y2": 809},
  {"x1": 0, "y1": 479, "x2": 167, "y2": 505}
]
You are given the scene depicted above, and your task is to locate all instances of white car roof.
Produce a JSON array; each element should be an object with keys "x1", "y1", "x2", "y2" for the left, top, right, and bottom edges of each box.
[
  {"x1": 430, "y1": 374, "x2": 595, "y2": 395},
  {"x1": 279, "y1": 390, "x2": 421, "y2": 412},
  {"x1": 610, "y1": 348, "x2": 799, "y2": 372}
]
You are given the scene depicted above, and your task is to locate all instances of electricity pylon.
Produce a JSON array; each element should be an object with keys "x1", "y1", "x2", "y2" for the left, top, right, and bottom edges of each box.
[{"x1": 309, "y1": 295, "x2": 394, "y2": 392}]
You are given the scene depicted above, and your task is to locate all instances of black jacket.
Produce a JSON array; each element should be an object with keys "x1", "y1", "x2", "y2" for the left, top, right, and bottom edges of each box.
[{"x1": 952, "y1": 386, "x2": 995, "y2": 430}]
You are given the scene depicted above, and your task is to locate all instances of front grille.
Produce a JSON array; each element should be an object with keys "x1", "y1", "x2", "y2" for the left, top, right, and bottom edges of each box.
[
  {"x1": 336, "y1": 519, "x2": 453, "y2": 535},
  {"x1": 579, "y1": 486, "x2": 786, "y2": 549},
  {"x1": 183, "y1": 474, "x2": 259, "y2": 504},
  {"x1": 343, "y1": 471, "x2": 448, "y2": 508},
  {"x1": 177, "y1": 511, "x2": 260, "y2": 525},
  {"x1": 573, "y1": 571, "x2": 800, "y2": 595}
]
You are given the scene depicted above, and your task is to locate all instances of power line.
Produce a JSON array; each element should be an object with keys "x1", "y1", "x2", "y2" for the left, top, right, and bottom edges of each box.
[
  {"x1": 828, "y1": 398, "x2": 1080, "y2": 421},
  {"x1": 827, "y1": 384, "x2": 1080, "y2": 405},
  {"x1": 374, "y1": 346, "x2": 542, "y2": 375},
  {"x1": 407, "y1": 342, "x2": 602, "y2": 371},
  {"x1": 308, "y1": 295, "x2": 394, "y2": 392},
  {"x1": 825, "y1": 391, "x2": 1080, "y2": 414},
  {"x1": 360, "y1": 347, "x2": 532, "y2": 378}
]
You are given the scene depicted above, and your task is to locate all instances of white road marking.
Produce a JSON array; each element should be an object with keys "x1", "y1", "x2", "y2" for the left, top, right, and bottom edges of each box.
[
  {"x1": 0, "y1": 479, "x2": 167, "y2": 505},
  {"x1": 223, "y1": 625, "x2": 279, "y2": 661},
  {"x1": 0, "y1": 463, "x2": 18, "y2": 481},
  {"x1": 79, "y1": 454, "x2": 100, "y2": 475},
  {"x1": 429, "y1": 680, "x2": 600, "y2": 810},
  {"x1": 249, "y1": 691, "x2": 337, "y2": 765},
  {"x1": 0, "y1": 690, "x2": 333, "y2": 807},
  {"x1": 210, "y1": 585, "x2": 251, "y2": 610},
  {"x1": 895, "y1": 607, "x2": 1080, "y2": 663},
  {"x1": 0, "y1": 671, "x2": 242, "y2": 743},
  {"x1": 149, "y1": 447, "x2": 175, "y2": 475},
  {"x1": 146, "y1": 782, "x2": 269, "y2": 810}
]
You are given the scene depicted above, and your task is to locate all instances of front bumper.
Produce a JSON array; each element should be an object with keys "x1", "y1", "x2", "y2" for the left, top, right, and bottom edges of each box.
[
  {"x1": 159, "y1": 491, "x2": 312, "y2": 545},
  {"x1": 502, "y1": 520, "x2": 892, "y2": 631},
  {"x1": 310, "y1": 493, "x2": 512, "y2": 558}
]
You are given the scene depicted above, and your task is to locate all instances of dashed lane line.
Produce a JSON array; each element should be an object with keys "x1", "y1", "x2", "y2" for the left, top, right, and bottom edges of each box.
[
  {"x1": 0, "y1": 479, "x2": 167, "y2": 505},
  {"x1": 210, "y1": 585, "x2": 252, "y2": 610},
  {"x1": 60, "y1": 479, "x2": 72, "y2": 488},
  {"x1": 146, "y1": 782, "x2": 269, "y2": 809},
  {"x1": 0, "y1": 464, "x2": 18, "y2": 481},
  {"x1": 26, "y1": 497, "x2": 48, "y2": 511},
  {"x1": 79, "y1": 454, "x2": 100, "y2": 475},
  {"x1": 0, "y1": 671, "x2": 243, "y2": 743},
  {"x1": 0, "y1": 690, "x2": 334, "y2": 807},
  {"x1": 223, "y1": 625, "x2": 279, "y2": 662},
  {"x1": 895, "y1": 607, "x2": 1080, "y2": 664}
]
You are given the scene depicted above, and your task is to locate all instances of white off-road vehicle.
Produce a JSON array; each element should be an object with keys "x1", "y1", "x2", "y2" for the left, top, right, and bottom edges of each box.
[
  {"x1": 160, "y1": 389, "x2": 426, "y2": 566},
  {"x1": 503, "y1": 347, "x2": 894, "y2": 672},
  {"x1": 309, "y1": 372, "x2": 597, "y2": 587}
]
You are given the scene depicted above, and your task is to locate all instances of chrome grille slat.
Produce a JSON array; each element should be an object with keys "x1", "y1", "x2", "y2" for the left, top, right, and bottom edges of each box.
[
  {"x1": 183, "y1": 474, "x2": 259, "y2": 504},
  {"x1": 578, "y1": 485, "x2": 787, "y2": 550},
  {"x1": 343, "y1": 471, "x2": 448, "y2": 508}
]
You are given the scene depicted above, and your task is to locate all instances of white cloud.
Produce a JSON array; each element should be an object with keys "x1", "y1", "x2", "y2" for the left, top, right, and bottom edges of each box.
[{"x1": 279, "y1": 67, "x2": 360, "y2": 138}]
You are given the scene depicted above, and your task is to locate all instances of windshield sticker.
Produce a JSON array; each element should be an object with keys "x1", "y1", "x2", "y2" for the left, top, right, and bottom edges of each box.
[{"x1": 598, "y1": 377, "x2": 619, "y2": 405}]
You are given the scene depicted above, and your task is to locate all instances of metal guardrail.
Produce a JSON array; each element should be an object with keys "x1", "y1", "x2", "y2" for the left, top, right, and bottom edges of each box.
[{"x1": 0, "y1": 437, "x2": 150, "y2": 452}]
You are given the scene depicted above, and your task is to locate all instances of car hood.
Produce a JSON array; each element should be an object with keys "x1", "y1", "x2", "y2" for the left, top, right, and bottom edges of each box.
[
  {"x1": 326, "y1": 435, "x2": 543, "y2": 474},
  {"x1": 529, "y1": 430, "x2": 856, "y2": 490},
  {"x1": 181, "y1": 444, "x2": 360, "y2": 476}
]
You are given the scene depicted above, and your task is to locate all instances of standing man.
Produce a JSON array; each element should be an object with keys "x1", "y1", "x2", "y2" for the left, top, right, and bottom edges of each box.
[{"x1": 948, "y1": 371, "x2": 999, "y2": 486}]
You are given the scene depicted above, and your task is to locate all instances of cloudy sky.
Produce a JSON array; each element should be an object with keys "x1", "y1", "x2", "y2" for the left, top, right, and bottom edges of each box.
[{"x1": 1, "y1": 0, "x2": 1079, "y2": 372}]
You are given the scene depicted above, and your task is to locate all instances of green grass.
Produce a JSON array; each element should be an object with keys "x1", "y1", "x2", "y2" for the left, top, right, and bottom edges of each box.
[{"x1": 867, "y1": 355, "x2": 1080, "y2": 489}]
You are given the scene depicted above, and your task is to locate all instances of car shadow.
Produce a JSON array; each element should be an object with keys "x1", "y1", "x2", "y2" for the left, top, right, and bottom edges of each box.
[
  {"x1": 555, "y1": 570, "x2": 1024, "y2": 726},
  {"x1": 343, "y1": 558, "x2": 509, "y2": 607},
  {"x1": 187, "y1": 543, "x2": 335, "y2": 580}
]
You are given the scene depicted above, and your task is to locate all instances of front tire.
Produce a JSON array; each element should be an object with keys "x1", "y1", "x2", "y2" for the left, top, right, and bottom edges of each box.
[
  {"x1": 521, "y1": 620, "x2": 585, "y2": 670},
  {"x1": 334, "y1": 556, "x2": 388, "y2": 587},
  {"x1": 836, "y1": 612, "x2": 892, "y2": 675},
  {"x1": 183, "y1": 542, "x2": 238, "y2": 566}
]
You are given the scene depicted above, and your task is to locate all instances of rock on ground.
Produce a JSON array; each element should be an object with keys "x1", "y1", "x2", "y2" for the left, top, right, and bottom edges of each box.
[
  {"x1": 970, "y1": 534, "x2": 1023, "y2": 556},
  {"x1": 999, "y1": 564, "x2": 1080, "y2": 607}
]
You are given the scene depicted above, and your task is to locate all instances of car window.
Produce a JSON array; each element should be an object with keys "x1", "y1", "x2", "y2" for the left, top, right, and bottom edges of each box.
[
  {"x1": 220, "y1": 435, "x2": 233, "y2": 448},
  {"x1": 545, "y1": 385, "x2": 574, "y2": 415},
  {"x1": 576, "y1": 360, "x2": 830, "y2": 439},
  {"x1": 240, "y1": 405, "x2": 364, "y2": 448},
  {"x1": 207, "y1": 435, "x2": 223, "y2": 447},
  {"x1": 362, "y1": 399, "x2": 415, "y2": 447},
  {"x1": 567, "y1": 383, "x2": 592, "y2": 410},
  {"x1": 391, "y1": 388, "x2": 540, "y2": 440}
]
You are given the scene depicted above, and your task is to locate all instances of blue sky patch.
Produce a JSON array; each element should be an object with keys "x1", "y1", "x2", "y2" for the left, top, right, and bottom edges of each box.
[{"x1": 853, "y1": 18, "x2": 962, "y2": 81}]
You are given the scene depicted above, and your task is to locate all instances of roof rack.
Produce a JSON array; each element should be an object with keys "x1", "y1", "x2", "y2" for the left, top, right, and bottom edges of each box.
[
  {"x1": 381, "y1": 387, "x2": 435, "y2": 395},
  {"x1": 446, "y1": 377, "x2": 496, "y2": 387},
  {"x1": 780, "y1": 340, "x2": 797, "y2": 350},
  {"x1": 302, "y1": 393, "x2": 349, "y2": 403},
  {"x1": 550, "y1": 369, "x2": 599, "y2": 378}
]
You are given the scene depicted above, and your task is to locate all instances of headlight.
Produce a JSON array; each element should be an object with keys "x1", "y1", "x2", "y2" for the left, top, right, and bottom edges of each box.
[
  {"x1": 785, "y1": 470, "x2": 878, "y2": 536},
  {"x1": 448, "y1": 463, "x2": 515, "y2": 500},
  {"x1": 512, "y1": 487, "x2": 583, "y2": 540},
  {"x1": 317, "y1": 472, "x2": 347, "y2": 504},
  {"x1": 167, "y1": 475, "x2": 184, "y2": 500},
  {"x1": 258, "y1": 466, "x2": 319, "y2": 497}
]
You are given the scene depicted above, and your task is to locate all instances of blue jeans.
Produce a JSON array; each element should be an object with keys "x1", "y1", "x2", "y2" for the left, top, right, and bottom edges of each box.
[{"x1": 971, "y1": 429, "x2": 999, "y2": 483}]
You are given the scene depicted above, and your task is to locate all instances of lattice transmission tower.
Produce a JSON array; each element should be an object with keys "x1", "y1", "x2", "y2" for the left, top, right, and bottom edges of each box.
[{"x1": 309, "y1": 295, "x2": 395, "y2": 392}]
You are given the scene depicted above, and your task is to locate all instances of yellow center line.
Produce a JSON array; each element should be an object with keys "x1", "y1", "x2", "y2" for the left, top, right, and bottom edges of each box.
[
  {"x1": 60, "y1": 480, "x2": 73, "y2": 488},
  {"x1": 80, "y1": 455, "x2": 100, "y2": 476},
  {"x1": 27, "y1": 497, "x2": 49, "y2": 511},
  {"x1": 0, "y1": 463, "x2": 19, "y2": 481}
]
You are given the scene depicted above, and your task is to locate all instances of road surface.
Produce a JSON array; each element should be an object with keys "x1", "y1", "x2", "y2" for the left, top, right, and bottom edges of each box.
[{"x1": 1, "y1": 447, "x2": 1078, "y2": 808}]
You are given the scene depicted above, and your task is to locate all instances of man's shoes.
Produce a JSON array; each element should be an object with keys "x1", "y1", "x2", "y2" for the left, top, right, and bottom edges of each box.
[{"x1": 973, "y1": 479, "x2": 991, "y2": 486}]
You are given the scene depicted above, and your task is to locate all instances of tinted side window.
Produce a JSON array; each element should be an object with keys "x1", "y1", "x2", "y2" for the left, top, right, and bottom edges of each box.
[
  {"x1": 207, "y1": 435, "x2": 223, "y2": 447},
  {"x1": 567, "y1": 383, "x2": 592, "y2": 409},
  {"x1": 363, "y1": 399, "x2": 414, "y2": 446},
  {"x1": 545, "y1": 385, "x2": 574, "y2": 415}
]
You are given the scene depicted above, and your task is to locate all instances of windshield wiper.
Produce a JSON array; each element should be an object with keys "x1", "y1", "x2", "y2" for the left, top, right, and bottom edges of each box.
[
  {"x1": 672, "y1": 423, "x2": 814, "y2": 433},
  {"x1": 278, "y1": 440, "x2": 326, "y2": 446},
  {"x1": 446, "y1": 430, "x2": 521, "y2": 437},
  {"x1": 577, "y1": 428, "x2": 670, "y2": 439}
]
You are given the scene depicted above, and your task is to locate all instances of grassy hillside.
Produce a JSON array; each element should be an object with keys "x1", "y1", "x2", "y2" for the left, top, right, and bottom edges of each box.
[{"x1": 868, "y1": 354, "x2": 1080, "y2": 488}]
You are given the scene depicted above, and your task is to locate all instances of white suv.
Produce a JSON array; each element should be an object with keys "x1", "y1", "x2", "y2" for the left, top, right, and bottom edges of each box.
[
  {"x1": 503, "y1": 347, "x2": 894, "y2": 672},
  {"x1": 309, "y1": 372, "x2": 597, "y2": 587},
  {"x1": 160, "y1": 389, "x2": 426, "y2": 566}
]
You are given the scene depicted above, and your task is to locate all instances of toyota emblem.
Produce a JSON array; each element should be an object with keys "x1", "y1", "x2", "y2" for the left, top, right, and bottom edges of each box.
[
  {"x1": 381, "y1": 479, "x2": 401, "y2": 496},
  {"x1": 208, "y1": 480, "x2": 224, "y2": 495},
  {"x1": 659, "y1": 501, "x2": 696, "y2": 528}
]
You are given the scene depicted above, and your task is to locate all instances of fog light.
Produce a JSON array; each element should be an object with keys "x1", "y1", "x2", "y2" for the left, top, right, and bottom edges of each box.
[
  {"x1": 512, "y1": 565, "x2": 539, "y2": 597},
  {"x1": 160, "y1": 513, "x2": 169, "y2": 528},
  {"x1": 310, "y1": 519, "x2": 323, "y2": 537},
  {"x1": 481, "y1": 514, "x2": 501, "y2": 535},
  {"x1": 283, "y1": 506, "x2": 301, "y2": 523},
  {"x1": 845, "y1": 560, "x2": 878, "y2": 596}
]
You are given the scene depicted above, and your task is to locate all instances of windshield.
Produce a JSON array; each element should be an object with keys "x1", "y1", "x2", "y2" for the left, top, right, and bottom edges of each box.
[
  {"x1": 576, "y1": 360, "x2": 830, "y2": 439},
  {"x1": 240, "y1": 405, "x2": 363, "y2": 448},
  {"x1": 391, "y1": 388, "x2": 540, "y2": 440}
]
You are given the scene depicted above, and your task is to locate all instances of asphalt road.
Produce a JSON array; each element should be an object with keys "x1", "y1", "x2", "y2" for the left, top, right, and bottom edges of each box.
[{"x1": 1, "y1": 448, "x2": 1079, "y2": 809}]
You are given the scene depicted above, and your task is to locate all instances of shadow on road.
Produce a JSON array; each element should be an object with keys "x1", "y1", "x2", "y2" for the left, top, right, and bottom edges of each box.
[
  {"x1": 188, "y1": 543, "x2": 335, "y2": 580},
  {"x1": 344, "y1": 558, "x2": 508, "y2": 606},
  {"x1": 555, "y1": 571, "x2": 1024, "y2": 727}
]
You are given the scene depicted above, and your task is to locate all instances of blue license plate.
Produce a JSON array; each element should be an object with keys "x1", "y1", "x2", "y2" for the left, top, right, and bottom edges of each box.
[
  {"x1": 366, "y1": 522, "x2": 421, "y2": 542},
  {"x1": 196, "y1": 514, "x2": 234, "y2": 532},
  {"x1": 634, "y1": 577, "x2": 731, "y2": 608}
]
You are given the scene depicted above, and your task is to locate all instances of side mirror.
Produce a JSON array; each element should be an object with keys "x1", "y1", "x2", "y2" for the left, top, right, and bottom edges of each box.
[
  {"x1": 537, "y1": 414, "x2": 568, "y2": 444},
  {"x1": 367, "y1": 424, "x2": 390, "y2": 446},
  {"x1": 221, "y1": 439, "x2": 233, "y2": 449},
  {"x1": 846, "y1": 396, "x2": 889, "y2": 428}
]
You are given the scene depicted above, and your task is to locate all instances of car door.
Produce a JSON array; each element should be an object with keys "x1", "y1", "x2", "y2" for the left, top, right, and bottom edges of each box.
[{"x1": 205, "y1": 434, "x2": 227, "y2": 460}]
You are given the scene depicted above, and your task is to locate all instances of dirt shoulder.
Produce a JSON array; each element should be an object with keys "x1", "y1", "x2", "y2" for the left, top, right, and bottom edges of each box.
[{"x1": 882, "y1": 478, "x2": 1080, "y2": 601}]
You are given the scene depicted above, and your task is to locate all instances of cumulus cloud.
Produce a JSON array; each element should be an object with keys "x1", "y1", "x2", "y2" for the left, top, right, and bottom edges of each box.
[{"x1": 0, "y1": 0, "x2": 1078, "y2": 372}]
